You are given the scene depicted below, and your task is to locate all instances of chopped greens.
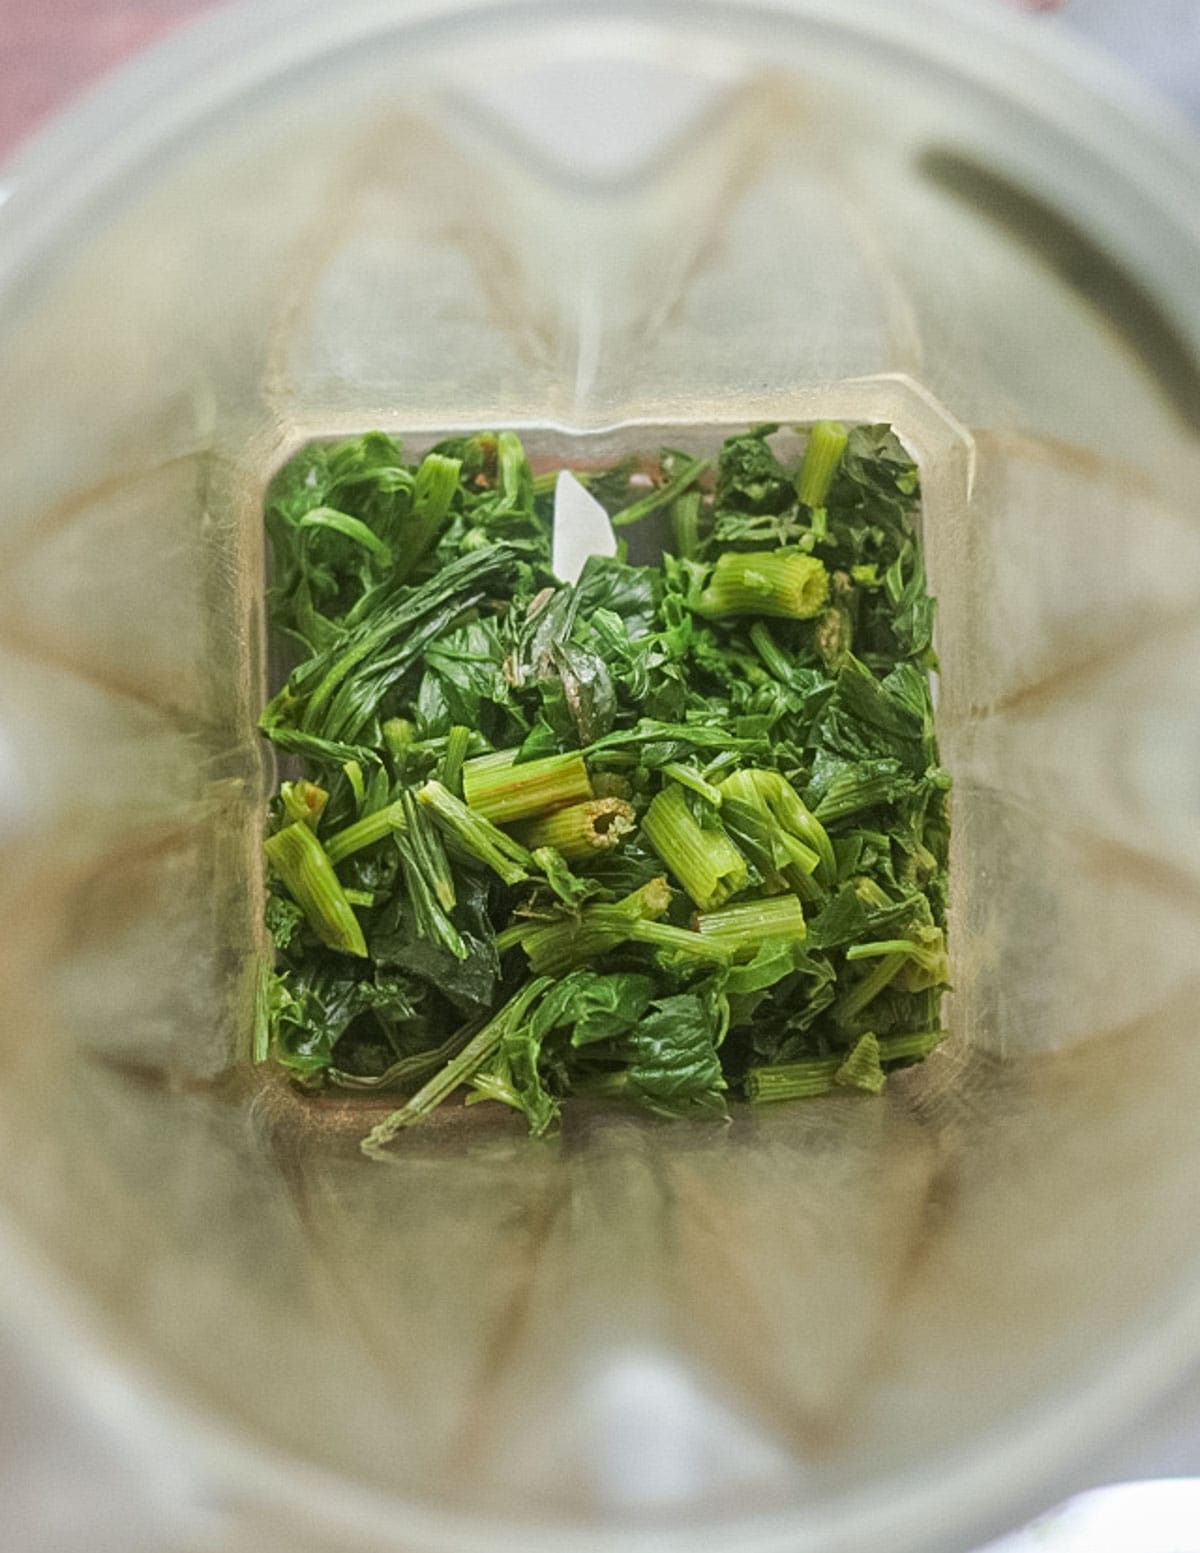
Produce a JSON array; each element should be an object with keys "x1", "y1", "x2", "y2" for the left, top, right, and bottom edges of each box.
[{"x1": 258, "y1": 424, "x2": 950, "y2": 1149}]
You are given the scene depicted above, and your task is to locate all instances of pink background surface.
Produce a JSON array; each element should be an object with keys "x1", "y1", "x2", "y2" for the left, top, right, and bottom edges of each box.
[{"x1": 0, "y1": 0, "x2": 220, "y2": 159}]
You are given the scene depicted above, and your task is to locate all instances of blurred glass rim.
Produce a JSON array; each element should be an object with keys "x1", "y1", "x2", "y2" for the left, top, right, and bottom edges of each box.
[
  {"x1": 1, "y1": 0, "x2": 1200, "y2": 296},
  {"x1": 1, "y1": 2, "x2": 1200, "y2": 1552}
]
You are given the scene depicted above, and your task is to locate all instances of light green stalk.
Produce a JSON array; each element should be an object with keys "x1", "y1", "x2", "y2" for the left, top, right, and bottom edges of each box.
[
  {"x1": 418, "y1": 779, "x2": 533, "y2": 885},
  {"x1": 440, "y1": 724, "x2": 472, "y2": 797},
  {"x1": 522, "y1": 878, "x2": 672, "y2": 977},
  {"x1": 746, "y1": 1029, "x2": 944, "y2": 1103},
  {"x1": 280, "y1": 780, "x2": 328, "y2": 830},
  {"x1": 514, "y1": 797, "x2": 635, "y2": 862},
  {"x1": 694, "y1": 894, "x2": 807, "y2": 955},
  {"x1": 461, "y1": 748, "x2": 593, "y2": 824},
  {"x1": 693, "y1": 550, "x2": 829, "y2": 621},
  {"x1": 361, "y1": 979, "x2": 552, "y2": 1154},
  {"x1": 796, "y1": 420, "x2": 848, "y2": 508},
  {"x1": 641, "y1": 782, "x2": 747, "y2": 910},
  {"x1": 323, "y1": 801, "x2": 406, "y2": 866},
  {"x1": 610, "y1": 454, "x2": 709, "y2": 529},
  {"x1": 263, "y1": 822, "x2": 367, "y2": 957}
]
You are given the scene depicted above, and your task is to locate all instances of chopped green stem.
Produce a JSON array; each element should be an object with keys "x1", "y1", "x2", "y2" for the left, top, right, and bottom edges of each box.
[
  {"x1": 911, "y1": 841, "x2": 939, "y2": 876},
  {"x1": 835, "y1": 1032, "x2": 886, "y2": 1094},
  {"x1": 627, "y1": 920, "x2": 732, "y2": 963},
  {"x1": 748, "y1": 622, "x2": 795, "y2": 685},
  {"x1": 762, "y1": 769, "x2": 835, "y2": 880},
  {"x1": 462, "y1": 748, "x2": 593, "y2": 824},
  {"x1": 263, "y1": 822, "x2": 367, "y2": 957},
  {"x1": 440, "y1": 724, "x2": 472, "y2": 797},
  {"x1": 671, "y1": 490, "x2": 702, "y2": 560},
  {"x1": 719, "y1": 767, "x2": 835, "y2": 885},
  {"x1": 418, "y1": 780, "x2": 532, "y2": 885},
  {"x1": 661, "y1": 762, "x2": 722, "y2": 807},
  {"x1": 695, "y1": 895, "x2": 807, "y2": 954},
  {"x1": 361, "y1": 979, "x2": 552, "y2": 1152},
  {"x1": 796, "y1": 421, "x2": 849, "y2": 508},
  {"x1": 280, "y1": 780, "x2": 328, "y2": 830},
  {"x1": 834, "y1": 952, "x2": 909, "y2": 1025},
  {"x1": 395, "y1": 808, "x2": 465, "y2": 958},
  {"x1": 514, "y1": 798, "x2": 635, "y2": 861},
  {"x1": 875, "y1": 1029, "x2": 946, "y2": 1061},
  {"x1": 642, "y1": 782, "x2": 747, "y2": 910},
  {"x1": 893, "y1": 925, "x2": 949, "y2": 991},
  {"x1": 693, "y1": 550, "x2": 830, "y2": 621},
  {"x1": 718, "y1": 795, "x2": 786, "y2": 892},
  {"x1": 399, "y1": 789, "x2": 457, "y2": 913},
  {"x1": 324, "y1": 801, "x2": 406, "y2": 866},
  {"x1": 747, "y1": 1029, "x2": 946, "y2": 1102},
  {"x1": 342, "y1": 888, "x2": 376, "y2": 907},
  {"x1": 495, "y1": 431, "x2": 533, "y2": 512},
  {"x1": 747, "y1": 1059, "x2": 840, "y2": 1102},
  {"x1": 845, "y1": 939, "x2": 921, "y2": 960},
  {"x1": 628, "y1": 876, "x2": 680, "y2": 919},
  {"x1": 522, "y1": 878, "x2": 672, "y2": 977},
  {"x1": 855, "y1": 876, "x2": 893, "y2": 910},
  {"x1": 523, "y1": 908, "x2": 636, "y2": 976},
  {"x1": 610, "y1": 454, "x2": 709, "y2": 528},
  {"x1": 777, "y1": 831, "x2": 822, "y2": 879},
  {"x1": 495, "y1": 921, "x2": 541, "y2": 954},
  {"x1": 789, "y1": 869, "x2": 825, "y2": 906}
]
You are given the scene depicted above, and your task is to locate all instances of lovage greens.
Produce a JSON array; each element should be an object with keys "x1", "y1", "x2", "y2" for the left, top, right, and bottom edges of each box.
[{"x1": 257, "y1": 424, "x2": 950, "y2": 1150}]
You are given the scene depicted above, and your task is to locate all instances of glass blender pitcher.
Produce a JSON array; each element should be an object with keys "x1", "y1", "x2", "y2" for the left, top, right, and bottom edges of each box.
[{"x1": 1, "y1": 2, "x2": 1199, "y2": 1550}]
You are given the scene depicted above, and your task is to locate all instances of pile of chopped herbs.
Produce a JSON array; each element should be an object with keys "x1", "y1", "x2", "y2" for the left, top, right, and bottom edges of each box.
[{"x1": 256, "y1": 424, "x2": 950, "y2": 1151}]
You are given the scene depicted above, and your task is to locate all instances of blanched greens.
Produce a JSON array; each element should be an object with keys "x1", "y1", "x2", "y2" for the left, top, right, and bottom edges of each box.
[{"x1": 257, "y1": 425, "x2": 950, "y2": 1149}]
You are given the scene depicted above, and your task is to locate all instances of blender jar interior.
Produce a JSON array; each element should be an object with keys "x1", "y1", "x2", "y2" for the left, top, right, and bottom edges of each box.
[{"x1": 1, "y1": 4, "x2": 1199, "y2": 1551}]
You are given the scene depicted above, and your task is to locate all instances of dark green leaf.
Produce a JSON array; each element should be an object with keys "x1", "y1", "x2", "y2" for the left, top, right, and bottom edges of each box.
[
  {"x1": 620, "y1": 982, "x2": 729, "y2": 1119},
  {"x1": 528, "y1": 969, "x2": 655, "y2": 1048}
]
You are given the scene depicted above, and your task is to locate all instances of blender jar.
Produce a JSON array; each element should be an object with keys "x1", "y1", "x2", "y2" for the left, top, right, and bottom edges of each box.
[{"x1": 1, "y1": 2, "x2": 1199, "y2": 1550}]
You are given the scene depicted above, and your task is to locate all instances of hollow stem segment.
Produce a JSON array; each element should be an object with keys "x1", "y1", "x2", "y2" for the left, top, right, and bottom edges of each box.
[
  {"x1": 514, "y1": 798, "x2": 635, "y2": 862},
  {"x1": 693, "y1": 550, "x2": 829, "y2": 621}
]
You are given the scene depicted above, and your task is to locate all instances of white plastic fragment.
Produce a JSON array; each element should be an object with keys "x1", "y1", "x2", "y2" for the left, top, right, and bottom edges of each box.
[{"x1": 552, "y1": 468, "x2": 618, "y2": 585}]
